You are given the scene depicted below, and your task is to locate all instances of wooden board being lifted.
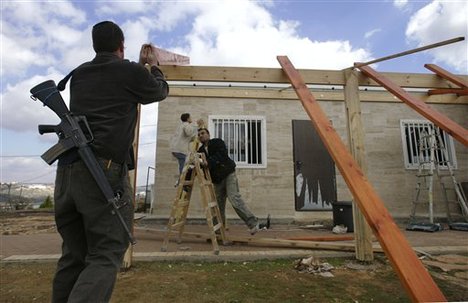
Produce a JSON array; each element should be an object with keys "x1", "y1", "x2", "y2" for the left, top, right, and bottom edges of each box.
[
  {"x1": 154, "y1": 47, "x2": 190, "y2": 65},
  {"x1": 277, "y1": 56, "x2": 446, "y2": 303}
]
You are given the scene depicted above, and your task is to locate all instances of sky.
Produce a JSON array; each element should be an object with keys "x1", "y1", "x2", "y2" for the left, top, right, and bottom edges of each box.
[{"x1": 1, "y1": 0, "x2": 467, "y2": 186}]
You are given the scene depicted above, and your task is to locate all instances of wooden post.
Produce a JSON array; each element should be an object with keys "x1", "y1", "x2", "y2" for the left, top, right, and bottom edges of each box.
[
  {"x1": 344, "y1": 69, "x2": 374, "y2": 262},
  {"x1": 357, "y1": 64, "x2": 468, "y2": 146},
  {"x1": 277, "y1": 56, "x2": 446, "y2": 302},
  {"x1": 121, "y1": 104, "x2": 141, "y2": 270}
]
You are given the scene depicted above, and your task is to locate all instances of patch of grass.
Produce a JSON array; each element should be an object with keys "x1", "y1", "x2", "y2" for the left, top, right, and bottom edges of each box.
[{"x1": 1, "y1": 258, "x2": 465, "y2": 303}]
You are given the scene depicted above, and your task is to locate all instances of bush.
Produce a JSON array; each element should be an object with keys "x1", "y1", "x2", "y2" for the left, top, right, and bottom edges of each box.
[{"x1": 40, "y1": 195, "x2": 54, "y2": 209}]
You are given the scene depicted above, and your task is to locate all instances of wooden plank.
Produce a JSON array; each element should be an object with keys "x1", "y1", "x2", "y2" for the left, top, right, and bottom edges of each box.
[
  {"x1": 155, "y1": 47, "x2": 190, "y2": 65},
  {"x1": 159, "y1": 65, "x2": 468, "y2": 88},
  {"x1": 227, "y1": 235, "x2": 384, "y2": 252},
  {"x1": 425, "y1": 64, "x2": 468, "y2": 88},
  {"x1": 286, "y1": 236, "x2": 354, "y2": 241},
  {"x1": 277, "y1": 56, "x2": 446, "y2": 303},
  {"x1": 122, "y1": 103, "x2": 142, "y2": 269},
  {"x1": 428, "y1": 88, "x2": 468, "y2": 96},
  {"x1": 167, "y1": 86, "x2": 468, "y2": 104},
  {"x1": 352, "y1": 37, "x2": 465, "y2": 69},
  {"x1": 358, "y1": 64, "x2": 468, "y2": 146},
  {"x1": 344, "y1": 69, "x2": 374, "y2": 262}
]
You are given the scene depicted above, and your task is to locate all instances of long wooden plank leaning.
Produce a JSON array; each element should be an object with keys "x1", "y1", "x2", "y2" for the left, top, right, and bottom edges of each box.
[
  {"x1": 277, "y1": 56, "x2": 446, "y2": 303},
  {"x1": 357, "y1": 64, "x2": 468, "y2": 146}
]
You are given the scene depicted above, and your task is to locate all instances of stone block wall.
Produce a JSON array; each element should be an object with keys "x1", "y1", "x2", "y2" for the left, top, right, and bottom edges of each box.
[{"x1": 153, "y1": 96, "x2": 468, "y2": 223}]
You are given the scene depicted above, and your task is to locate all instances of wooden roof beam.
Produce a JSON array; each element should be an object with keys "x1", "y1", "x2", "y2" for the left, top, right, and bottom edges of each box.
[
  {"x1": 277, "y1": 55, "x2": 446, "y2": 303},
  {"x1": 428, "y1": 88, "x2": 468, "y2": 96},
  {"x1": 425, "y1": 64, "x2": 468, "y2": 88},
  {"x1": 159, "y1": 65, "x2": 467, "y2": 88},
  {"x1": 357, "y1": 64, "x2": 468, "y2": 146}
]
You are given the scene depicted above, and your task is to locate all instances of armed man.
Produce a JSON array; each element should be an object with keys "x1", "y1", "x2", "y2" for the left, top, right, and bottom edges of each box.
[{"x1": 47, "y1": 21, "x2": 168, "y2": 302}]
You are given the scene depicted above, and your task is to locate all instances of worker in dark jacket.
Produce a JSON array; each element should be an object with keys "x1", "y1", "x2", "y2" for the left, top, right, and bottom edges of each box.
[
  {"x1": 52, "y1": 21, "x2": 168, "y2": 303},
  {"x1": 197, "y1": 128, "x2": 260, "y2": 234}
]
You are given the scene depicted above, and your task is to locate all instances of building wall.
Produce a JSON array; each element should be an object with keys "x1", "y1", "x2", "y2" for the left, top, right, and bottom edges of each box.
[{"x1": 153, "y1": 96, "x2": 468, "y2": 223}]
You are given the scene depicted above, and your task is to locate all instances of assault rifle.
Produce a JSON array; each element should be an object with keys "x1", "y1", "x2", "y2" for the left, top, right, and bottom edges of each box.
[{"x1": 30, "y1": 80, "x2": 136, "y2": 245}]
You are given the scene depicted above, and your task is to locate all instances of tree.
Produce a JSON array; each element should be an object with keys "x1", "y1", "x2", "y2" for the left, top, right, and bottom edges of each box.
[{"x1": 40, "y1": 195, "x2": 54, "y2": 209}]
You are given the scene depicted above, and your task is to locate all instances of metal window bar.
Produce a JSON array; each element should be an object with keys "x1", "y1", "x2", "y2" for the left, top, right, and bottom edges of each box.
[
  {"x1": 403, "y1": 121, "x2": 455, "y2": 169},
  {"x1": 211, "y1": 116, "x2": 265, "y2": 167}
]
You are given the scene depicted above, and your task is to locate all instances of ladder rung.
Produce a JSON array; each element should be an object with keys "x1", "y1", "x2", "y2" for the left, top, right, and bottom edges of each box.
[
  {"x1": 208, "y1": 202, "x2": 218, "y2": 208},
  {"x1": 213, "y1": 223, "x2": 223, "y2": 231},
  {"x1": 170, "y1": 221, "x2": 185, "y2": 229},
  {"x1": 176, "y1": 200, "x2": 190, "y2": 207}
]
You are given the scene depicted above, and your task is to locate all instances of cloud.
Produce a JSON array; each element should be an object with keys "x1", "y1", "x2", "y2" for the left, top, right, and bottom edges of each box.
[
  {"x1": 406, "y1": 0, "x2": 468, "y2": 73},
  {"x1": 364, "y1": 28, "x2": 382, "y2": 39},
  {"x1": 94, "y1": 0, "x2": 148, "y2": 16},
  {"x1": 1, "y1": 157, "x2": 57, "y2": 184},
  {"x1": 121, "y1": 19, "x2": 153, "y2": 61},
  {"x1": 1, "y1": 71, "x2": 67, "y2": 132},
  {"x1": 169, "y1": 1, "x2": 372, "y2": 69},
  {"x1": 1, "y1": 1, "x2": 87, "y2": 78},
  {"x1": 394, "y1": 0, "x2": 408, "y2": 9},
  {"x1": 102, "y1": 1, "x2": 372, "y2": 69}
]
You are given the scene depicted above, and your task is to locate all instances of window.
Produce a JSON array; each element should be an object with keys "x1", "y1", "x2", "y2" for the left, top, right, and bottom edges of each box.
[
  {"x1": 208, "y1": 116, "x2": 267, "y2": 168},
  {"x1": 400, "y1": 119, "x2": 457, "y2": 169}
]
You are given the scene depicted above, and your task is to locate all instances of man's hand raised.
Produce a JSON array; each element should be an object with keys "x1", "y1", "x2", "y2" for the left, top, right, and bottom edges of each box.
[{"x1": 139, "y1": 44, "x2": 160, "y2": 66}]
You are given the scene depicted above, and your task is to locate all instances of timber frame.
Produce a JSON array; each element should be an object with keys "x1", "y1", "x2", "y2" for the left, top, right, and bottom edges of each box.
[
  {"x1": 161, "y1": 65, "x2": 468, "y2": 106},
  {"x1": 157, "y1": 63, "x2": 467, "y2": 302}
]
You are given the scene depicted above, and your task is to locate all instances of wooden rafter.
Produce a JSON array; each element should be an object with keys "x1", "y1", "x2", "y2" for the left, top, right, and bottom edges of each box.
[
  {"x1": 428, "y1": 88, "x2": 468, "y2": 96},
  {"x1": 357, "y1": 64, "x2": 468, "y2": 146},
  {"x1": 277, "y1": 55, "x2": 446, "y2": 303},
  {"x1": 425, "y1": 64, "x2": 468, "y2": 88}
]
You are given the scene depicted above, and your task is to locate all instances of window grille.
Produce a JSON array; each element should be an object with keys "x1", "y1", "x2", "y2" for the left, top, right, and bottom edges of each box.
[
  {"x1": 400, "y1": 119, "x2": 457, "y2": 169},
  {"x1": 208, "y1": 116, "x2": 267, "y2": 168}
]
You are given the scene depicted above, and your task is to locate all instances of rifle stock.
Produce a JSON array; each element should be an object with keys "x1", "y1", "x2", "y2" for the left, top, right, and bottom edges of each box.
[{"x1": 30, "y1": 80, "x2": 69, "y2": 117}]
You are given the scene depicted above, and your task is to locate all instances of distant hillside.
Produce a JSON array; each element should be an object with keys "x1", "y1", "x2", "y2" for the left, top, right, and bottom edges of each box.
[{"x1": 0, "y1": 183, "x2": 54, "y2": 204}]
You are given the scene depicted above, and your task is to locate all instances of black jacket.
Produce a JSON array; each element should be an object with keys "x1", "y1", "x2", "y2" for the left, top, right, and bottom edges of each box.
[
  {"x1": 198, "y1": 138, "x2": 236, "y2": 184},
  {"x1": 59, "y1": 52, "x2": 168, "y2": 166}
]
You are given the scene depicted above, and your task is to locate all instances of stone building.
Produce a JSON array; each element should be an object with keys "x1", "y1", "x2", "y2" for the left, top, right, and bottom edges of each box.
[{"x1": 151, "y1": 65, "x2": 468, "y2": 224}]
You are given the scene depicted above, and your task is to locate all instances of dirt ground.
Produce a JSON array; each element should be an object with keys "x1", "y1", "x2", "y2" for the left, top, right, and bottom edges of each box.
[{"x1": 1, "y1": 211, "x2": 468, "y2": 302}]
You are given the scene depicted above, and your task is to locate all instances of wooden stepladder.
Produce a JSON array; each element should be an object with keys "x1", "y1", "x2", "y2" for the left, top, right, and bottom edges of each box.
[{"x1": 161, "y1": 152, "x2": 228, "y2": 255}]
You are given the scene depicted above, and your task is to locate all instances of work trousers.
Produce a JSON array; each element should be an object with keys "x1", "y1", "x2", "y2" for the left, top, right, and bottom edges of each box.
[
  {"x1": 52, "y1": 159, "x2": 133, "y2": 303},
  {"x1": 214, "y1": 172, "x2": 258, "y2": 229},
  {"x1": 172, "y1": 152, "x2": 186, "y2": 174}
]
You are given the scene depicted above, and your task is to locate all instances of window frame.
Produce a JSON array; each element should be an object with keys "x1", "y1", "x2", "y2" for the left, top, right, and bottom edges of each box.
[
  {"x1": 208, "y1": 115, "x2": 267, "y2": 169},
  {"x1": 400, "y1": 119, "x2": 457, "y2": 170}
]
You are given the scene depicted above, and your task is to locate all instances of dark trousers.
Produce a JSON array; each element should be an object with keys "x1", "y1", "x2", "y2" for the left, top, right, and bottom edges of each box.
[{"x1": 52, "y1": 160, "x2": 133, "y2": 303}]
